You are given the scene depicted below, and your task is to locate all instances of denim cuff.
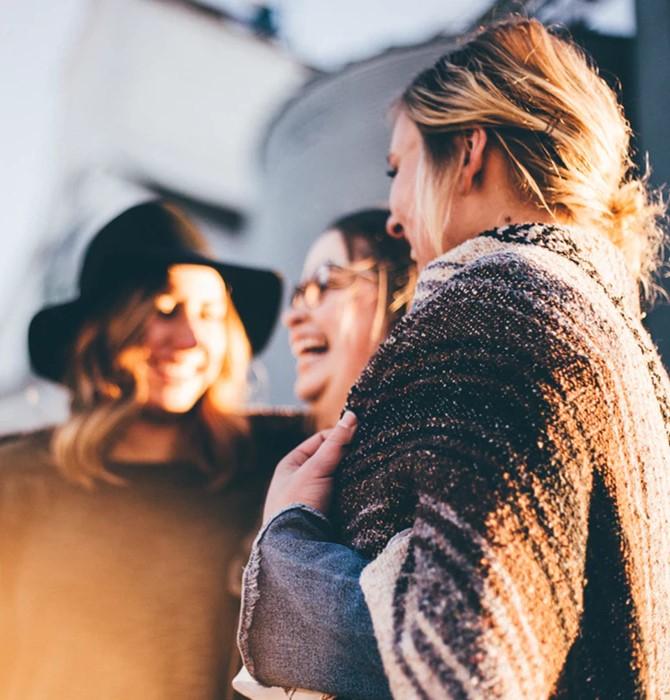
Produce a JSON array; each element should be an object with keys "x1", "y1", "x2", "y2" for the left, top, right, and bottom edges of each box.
[
  {"x1": 237, "y1": 505, "x2": 391, "y2": 700},
  {"x1": 238, "y1": 505, "x2": 333, "y2": 678}
]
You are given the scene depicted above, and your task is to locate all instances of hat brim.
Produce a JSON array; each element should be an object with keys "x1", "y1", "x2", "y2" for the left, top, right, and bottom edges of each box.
[
  {"x1": 29, "y1": 298, "x2": 92, "y2": 384},
  {"x1": 29, "y1": 253, "x2": 282, "y2": 384}
]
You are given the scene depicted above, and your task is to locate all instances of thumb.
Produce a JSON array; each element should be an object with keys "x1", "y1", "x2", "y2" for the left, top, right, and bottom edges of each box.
[{"x1": 305, "y1": 411, "x2": 357, "y2": 478}]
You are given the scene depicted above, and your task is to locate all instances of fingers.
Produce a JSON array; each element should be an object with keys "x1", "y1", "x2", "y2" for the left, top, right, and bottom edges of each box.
[
  {"x1": 305, "y1": 411, "x2": 358, "y2": 478},
  {"x1": 275, "y1": 412, "x2": 357, "y2": 477},
  {"x1": 326, "y1": 411, "x2": 357, "y2": 444},
  {"x1": 263, "y1": 412, "x2": 358, "y2": 523}
]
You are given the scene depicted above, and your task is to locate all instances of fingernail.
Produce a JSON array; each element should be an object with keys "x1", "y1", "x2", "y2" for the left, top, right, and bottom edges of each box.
[{"x1": 339, "y1": 410, "x2": 357, "y2": 428}]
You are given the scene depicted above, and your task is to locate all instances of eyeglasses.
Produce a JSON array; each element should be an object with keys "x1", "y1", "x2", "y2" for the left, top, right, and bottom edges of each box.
[{"x1": 290, "y1": 261, "x2": 378, "y2": 309}]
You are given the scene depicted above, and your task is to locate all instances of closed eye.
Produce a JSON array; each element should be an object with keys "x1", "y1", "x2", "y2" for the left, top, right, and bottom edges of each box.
[{"x1": 155, "y1": 294, "x2": 178, "y2": 317}]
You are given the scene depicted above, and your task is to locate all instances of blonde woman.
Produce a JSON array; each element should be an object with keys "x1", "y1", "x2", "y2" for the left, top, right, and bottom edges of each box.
[
  {"x1": 0, "y1": 202, "x2": 305, "y2": 699},
  {"x1": 238, "y1": 18, "x2": 670, "y2": 700}
]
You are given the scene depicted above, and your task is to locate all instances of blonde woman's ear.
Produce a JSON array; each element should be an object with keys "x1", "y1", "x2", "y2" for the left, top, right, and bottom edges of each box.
[{"x1": 459, "y1": 127, "x2": 488, "y2": 195}]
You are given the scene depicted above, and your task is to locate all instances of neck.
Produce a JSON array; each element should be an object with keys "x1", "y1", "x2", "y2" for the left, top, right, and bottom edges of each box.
[
  {"x1": 446, "y1": 208, "x2": 557, "y2": 258},
  {"x1": 310, "y1": 393, "x2": 345, "y2": 431},
  {"x1": 312, "y1": 405, "x2": 338, "y2": 432},
  {"x1": 441, "y1": 143, "x2": 560, "y2": 256},
  {"x1": 109, "y1": 412, "x2": 187, "y2": 463},
  {"x1": 490, "y1": 207, "x2": 556, "y2": 232}
]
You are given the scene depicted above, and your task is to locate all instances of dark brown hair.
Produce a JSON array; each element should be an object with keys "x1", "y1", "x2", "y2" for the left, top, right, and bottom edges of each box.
[{"x1": 329, "y1": 208, "x2": 416, "y2": 330}]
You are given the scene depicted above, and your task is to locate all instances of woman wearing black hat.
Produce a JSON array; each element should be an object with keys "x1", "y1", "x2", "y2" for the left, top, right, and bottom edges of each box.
[{"x1": 0, "y1": 201, "x2": 305, "y2": 700}]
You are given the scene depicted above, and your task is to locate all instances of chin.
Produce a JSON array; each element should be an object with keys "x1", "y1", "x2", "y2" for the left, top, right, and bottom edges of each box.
[
  {"x1": 162, "y1": 402, "x2": 197, "y2": 414},
  {"x1": 143, "y1": 401, "x2": 195, "y2": 416},
  {"x1": 294, "y1": 377, "x2": 324, "y2": 406},
  {"x1": 146, "y1": 388, "x2": 205, "y2": 414}
]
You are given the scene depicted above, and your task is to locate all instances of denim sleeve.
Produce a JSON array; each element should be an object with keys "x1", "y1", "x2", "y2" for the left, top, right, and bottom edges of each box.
[{"x1": 237, "y1": 505, "x2": 392, "y2": 700}]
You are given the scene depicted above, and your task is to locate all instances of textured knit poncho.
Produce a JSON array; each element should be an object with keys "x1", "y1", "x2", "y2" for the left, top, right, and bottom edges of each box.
[{"x1": 333, "y1": 223, "x2": 670, "y2": 699}]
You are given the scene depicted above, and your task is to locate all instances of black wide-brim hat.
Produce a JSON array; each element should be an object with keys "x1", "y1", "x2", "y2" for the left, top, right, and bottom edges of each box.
[{"x1": 29, "y1": 201, "x2": 283, "y2": 383}]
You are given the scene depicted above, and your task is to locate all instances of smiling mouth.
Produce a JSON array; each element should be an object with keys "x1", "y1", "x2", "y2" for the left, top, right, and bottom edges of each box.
[
  {"x1": 292, "y1": 337, "x2": 329, "y2": 358},
  {"x1": 150, "y1": 362, "x2": 203, "y2": 383}
]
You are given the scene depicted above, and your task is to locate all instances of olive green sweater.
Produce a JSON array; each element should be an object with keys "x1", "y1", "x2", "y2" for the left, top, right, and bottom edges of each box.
[{"x1": 0, "y1": 414, "x2": 305, "y2": 700}]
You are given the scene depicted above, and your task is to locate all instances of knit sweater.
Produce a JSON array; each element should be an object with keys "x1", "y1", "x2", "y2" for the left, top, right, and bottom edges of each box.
[{"x1": 333, "y1": 223, "x2": 670, "y2": 699}]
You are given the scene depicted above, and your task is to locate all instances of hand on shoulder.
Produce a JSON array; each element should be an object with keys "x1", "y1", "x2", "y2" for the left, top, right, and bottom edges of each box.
[{"x1": 262, "y1": 411, "x2": 357, "y2": 523}]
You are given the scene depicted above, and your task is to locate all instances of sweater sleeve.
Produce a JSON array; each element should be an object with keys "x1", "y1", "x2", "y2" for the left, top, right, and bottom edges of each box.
[{"x1": 350, "y1": 264, "x2": 600, "y2": 698}]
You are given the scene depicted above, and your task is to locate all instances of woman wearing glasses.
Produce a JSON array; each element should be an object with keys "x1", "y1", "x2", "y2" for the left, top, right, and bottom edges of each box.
[
  {"x1": 284, "y1": 209, "x2": 415, "y2": 432},
  {"x1": 233, "y1": 209, "x2": 414, "y2": 700}
]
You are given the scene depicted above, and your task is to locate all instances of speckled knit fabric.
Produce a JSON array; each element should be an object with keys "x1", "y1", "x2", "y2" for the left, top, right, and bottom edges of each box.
[{"x1": 334, "y1": 223, "x2": 670, "y2": 699}]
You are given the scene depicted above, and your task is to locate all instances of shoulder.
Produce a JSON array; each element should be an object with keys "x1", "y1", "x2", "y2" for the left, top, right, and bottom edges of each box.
[
  {"x1": 353, "y1": 247, "x2": 600, "y2": 413},
  {"x1": 0, "y1": 428, "x2": 62, "y2": 523},
  {"x1": 396, "y1": 248, "x2": 594, "y2": 362},
  {"x1": 428, "y1": 249, "x2": 574, "y2": 316},
  {"x1": 248, "y1": 409, "x2": 311, "y2": 447},
  {"x1": 0, "y1": 428, "x2": 54, "y2": 471}
]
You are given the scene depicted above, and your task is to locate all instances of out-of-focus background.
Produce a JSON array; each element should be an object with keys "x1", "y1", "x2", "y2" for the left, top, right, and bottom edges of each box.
[{"x1": 2, "y1": 0, "x2": 668, "y2": 434}]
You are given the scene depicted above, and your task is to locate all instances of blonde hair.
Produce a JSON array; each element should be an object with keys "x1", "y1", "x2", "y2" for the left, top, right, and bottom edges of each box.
[
  {"x1": 53, "y1": 280, "x2": 251, "y2": 489},
  {"x1": 400, "y1": 17, "x2": 666, "y2": 299}
]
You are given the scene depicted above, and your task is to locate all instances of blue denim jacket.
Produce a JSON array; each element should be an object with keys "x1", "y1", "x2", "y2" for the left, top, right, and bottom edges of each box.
[{"x1": 237, "y1": 505, "x2": 392, "y2": 700}]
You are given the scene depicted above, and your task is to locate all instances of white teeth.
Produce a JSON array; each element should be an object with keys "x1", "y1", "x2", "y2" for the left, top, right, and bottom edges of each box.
[{"x1": 293, "y1": 337, "x2": 328, "y2": 355}]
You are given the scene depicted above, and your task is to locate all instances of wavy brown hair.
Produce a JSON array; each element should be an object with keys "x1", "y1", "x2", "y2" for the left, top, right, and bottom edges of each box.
[
  {"x1": 52, "y1": 279, "x2": 251, "y2": 489},
  {"x1": 399, "y1": 17, "x2": 666, "y2": 300}
]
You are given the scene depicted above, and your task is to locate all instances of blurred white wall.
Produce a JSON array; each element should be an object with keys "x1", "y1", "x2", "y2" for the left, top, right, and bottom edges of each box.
[
  {"x1": 55, "y1": 0, "x2": 306, "y2": 216},
  {"x1": 0, "y1": 0, "x2": 91, "y2": 433}
]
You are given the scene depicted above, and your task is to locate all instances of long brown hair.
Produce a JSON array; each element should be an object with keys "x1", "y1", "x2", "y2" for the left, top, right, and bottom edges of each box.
[
  {"x1": 399, "y1": 17, "x2": 666, "y2": 300},
  {"x1": 52, "y1": 276, "x2": 251, "y2": 489}
]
